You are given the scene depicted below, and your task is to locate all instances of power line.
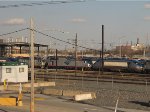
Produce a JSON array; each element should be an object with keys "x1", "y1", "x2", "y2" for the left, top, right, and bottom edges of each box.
[
  {"x1": 0, "y1": 27, "x2": 100, "y2": 52},
  {"x1": 0, "y1": 0, "x2": 85, "y2": 9},
  {"x1": 0, "y1": 28, "x2": 28, "y2": 37},
  {"x1": 30, "y1": 28, "x2": 100, "y2": 52}
]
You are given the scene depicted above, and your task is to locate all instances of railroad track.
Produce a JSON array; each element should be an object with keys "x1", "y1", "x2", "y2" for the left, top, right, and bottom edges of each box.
[
  {"x1": 28, "y1": 69, "x2": 150, "y2": 85},
  {"x1": 32, "y1": 68, "x2": 150, "y2": 77}
]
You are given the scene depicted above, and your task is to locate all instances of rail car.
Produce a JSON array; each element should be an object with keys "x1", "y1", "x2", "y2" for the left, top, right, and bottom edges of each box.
[
  {"x1": 17, "y1": 57, "x2": 42, "y2": 68},
  {"x1": 91, "y1": 58, "x2": 144, "y2": 73},
  {"x1": 44, "y1": 56, "x2": 92, "y2": 70},
  {"x1": 143, "y1": 60, "x2": 150, "y2": 73},
  {"x1": 128, "y1": 60, "x2": 145, "y2": 73}
]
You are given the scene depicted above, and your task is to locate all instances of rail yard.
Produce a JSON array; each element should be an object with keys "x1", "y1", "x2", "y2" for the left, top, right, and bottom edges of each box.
[
  {"x1": 29, "y1": 69, "x2": 150, "y2": 111},
  {"x1": 32, "y1": 69, "x2": 150, "y2": 85},
  {"x1": 0, "y1": 68, "x2": 150, "y2": 112},
  {"x1": 1, "y1": 1, "x2": 150, "y2": 112},
  {"x1": 0, "y1": 56, "x2": 150, "y2": 112}
]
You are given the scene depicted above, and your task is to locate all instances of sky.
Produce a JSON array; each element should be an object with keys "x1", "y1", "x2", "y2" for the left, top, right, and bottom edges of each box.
[{"x1": 0, "y1": 0, "x2": 150, "y2": 50}]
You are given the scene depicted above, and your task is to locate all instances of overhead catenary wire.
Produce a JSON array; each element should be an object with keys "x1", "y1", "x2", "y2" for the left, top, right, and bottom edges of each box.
[
  {"x1": 0, "y1": 0, "x2": 98, "y2": 51},
  {"x1": 0, "y1": 27, "x2": 100, "y2": 52},
  {"x1": 31, "y1": 28, "x2": 100, "y2": 52},
  {"x1": 0, "y1": 0, "x2": 85, "y2": 9},
  {"x1": 0, "y1": 28, "x2": 28, "y2": 37}
]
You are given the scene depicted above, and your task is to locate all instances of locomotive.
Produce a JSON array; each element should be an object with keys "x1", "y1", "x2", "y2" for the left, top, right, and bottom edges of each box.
[
  {"x1": 91, "y1": 58, "x2": 144, "y2": 73},
  {"x1": 43, "y1": 56, "x2": 92, "y2": 70},
  {"x1": 17, "y1": 57, "x2": 42, "y2": 68},
  {"x1": 14, "y1": 56, "x2": 147, "y2": 73}
]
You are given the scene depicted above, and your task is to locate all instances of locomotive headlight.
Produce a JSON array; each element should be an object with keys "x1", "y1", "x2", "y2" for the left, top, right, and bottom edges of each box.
[
  {"x1": 88, "y1": 64, "x2": 91, "y2": 67},
  {"x1": 139, "y1": 66, "x2": 143, "y2": 71}
]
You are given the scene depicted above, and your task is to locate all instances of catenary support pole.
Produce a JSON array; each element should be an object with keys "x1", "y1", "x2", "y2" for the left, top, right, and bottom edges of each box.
[
  {"x1": 30, "y1": 18, "x2": 35, "y2": 112},
  {"x1": 101, "y1": 25, "x2": 104, "y2": 75},
  {"x1": 56, "y1": 49, "x2": 58, "y2": 72},
  {"x1": 75, "y1": 33, "x2": 77, "y2": 76}
]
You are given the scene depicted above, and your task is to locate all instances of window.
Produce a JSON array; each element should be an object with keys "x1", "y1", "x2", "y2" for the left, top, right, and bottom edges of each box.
[
  {"x1": 19, "y1": 68, "x2": 24, "y2": 72},
  {"x1": 6, "y1": 68, "x2": 11, "y2": 73}
]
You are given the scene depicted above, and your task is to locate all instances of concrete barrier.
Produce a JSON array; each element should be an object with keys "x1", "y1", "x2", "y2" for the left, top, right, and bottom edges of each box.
[
  {"x1": 83, "y1": 92, "x2": 96, "y2": 99},
  {"x1": 42, "y1": 89, "x2": 96, "y2": 99},
  {"x1": 42, "y1": 88, "x2": 63, "y2": 96},
  {"x1": 23, "y1": 83, "x2": 38, "y2": 87},
  {"x1": 62, "y1": 90, "x2": 82, "y2": 97},
  {"x1": 7, "y1": 86, "x2": 19, "y2": 91},
  {"x1": 5, "y1": 82, "x2": 55, "y2": 87},
  {"x1": 74, "y1": 93, "x2": 93, "y2": 101},
  {"x1": 0, "y1": 98, "x2": 17, "y2": 106},
  {"x1": 6, "y1": 86, "x2": 30, "y2": 92},
  {"x1": 38, "y1": 82, "x2": 55, "y2": 87},
  {"x1": 62, "y1": 90, "x2": 96, "y2": 99},
  {"x1": 22, "y1": 87, "x2": 30, "y2": 93},
  {"x1": 1, "y1": 82, "x2": 55, "y2": 91}
]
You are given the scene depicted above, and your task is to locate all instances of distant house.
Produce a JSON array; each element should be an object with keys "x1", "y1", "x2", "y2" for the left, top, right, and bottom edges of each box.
[{"x1": 0, "y1": 62, "x2": 28, "y2": 82}]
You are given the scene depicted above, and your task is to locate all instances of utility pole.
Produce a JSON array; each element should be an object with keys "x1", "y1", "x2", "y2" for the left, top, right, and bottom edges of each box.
[
  {"x1": 56, "y1": 49, "x2": 58, "y2": 72},
  {"x1": 30, "y1": 18, "x2": 35, "y2": 112},
  {"x1": 75, "y1": 33, "x2": 77, "y2": 76},
  {"x1": 98, "y1": 51, "x2": 102, "y2": 75},
  {"x1": 101, "y1": 25, "x2": 104, "y2": 75}
]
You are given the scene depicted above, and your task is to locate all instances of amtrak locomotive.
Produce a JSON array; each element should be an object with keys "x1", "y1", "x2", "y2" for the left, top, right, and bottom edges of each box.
[{"x1": 91, "y1": 58, "x2": 144, "y2": 73}]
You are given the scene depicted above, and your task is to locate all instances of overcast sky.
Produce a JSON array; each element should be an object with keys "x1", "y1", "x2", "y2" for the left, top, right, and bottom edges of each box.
[{"x1": 0, "y1": 0, "x2": 150, "y2": 50}]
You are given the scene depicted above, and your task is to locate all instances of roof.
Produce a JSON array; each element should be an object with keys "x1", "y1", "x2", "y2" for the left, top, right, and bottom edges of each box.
[
  {"x1": 3, "y1": 42, "x2": 48, "y2": 47},
  {"x1": 0, "y1": 62, "x2": 27, "y2": 66}
]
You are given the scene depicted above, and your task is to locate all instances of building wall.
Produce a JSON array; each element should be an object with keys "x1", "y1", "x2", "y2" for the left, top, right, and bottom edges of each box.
[
  {"x1": 131, "y1": 43, "x2": 144, "y2": 51},
  {"x1": 0, "y1": 65, "x2": 28, "y2": 82},
  {"x1": 116, "y1": 45, "x2": 132, "y2": 56},
  {"x1": 16, "y1": 65, "x2": 28, "y2": 82}
]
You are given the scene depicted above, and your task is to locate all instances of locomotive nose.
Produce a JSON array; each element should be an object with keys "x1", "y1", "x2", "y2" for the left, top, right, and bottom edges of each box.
[{"x1": 135, "y1": 66, "x2": 144, "y2": 73}]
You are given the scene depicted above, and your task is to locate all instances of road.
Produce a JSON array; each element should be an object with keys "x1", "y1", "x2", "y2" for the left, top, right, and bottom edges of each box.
[{"x1": 0, "y1": 93, "x2": 149, "y2": 112}]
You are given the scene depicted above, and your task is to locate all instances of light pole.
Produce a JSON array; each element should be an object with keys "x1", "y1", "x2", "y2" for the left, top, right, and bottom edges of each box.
[
  {"x1": 143, "y1": 47, "x2": 146, "y2": 58},
  {"x1": 75, "y1": 33, "x2": 77, "y2": 76},
  {"x1": 101, "y1": 25, "x2": 104, "y2": 75}
]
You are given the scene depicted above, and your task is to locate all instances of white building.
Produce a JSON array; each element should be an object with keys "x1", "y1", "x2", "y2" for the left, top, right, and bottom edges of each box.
[
  {"x1": 131, "y1": 43, "x2": 144, "y2": 51},
  {"x1": 0, "y1": 62, "x2": 28, "y2": 82}
]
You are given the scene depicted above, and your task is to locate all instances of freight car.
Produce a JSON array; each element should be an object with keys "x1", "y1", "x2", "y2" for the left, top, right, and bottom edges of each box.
[
  {"x1": 44, "y1": 56, "x2": 92, "y2": 70},
  {"x1": 91, "y1": 58, "x2": 144, "y2": 73}
]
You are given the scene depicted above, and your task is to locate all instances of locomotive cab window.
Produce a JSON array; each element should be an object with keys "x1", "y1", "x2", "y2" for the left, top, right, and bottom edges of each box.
[{"x1": 6, "y1": 68, "x2": 11, "y2": 73}]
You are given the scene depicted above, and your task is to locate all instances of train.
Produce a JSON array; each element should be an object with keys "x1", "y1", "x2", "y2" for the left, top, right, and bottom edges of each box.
[
  {"x1": 144, "y1": 60, "x2": 150, "y2": 73},
  {"x1": 4, "y1": 56, "x2": 150, "y2": 73},
  {"x1": 91, "y1": 58, "x2": 145, "y2": 73},
  {"x1": 43, "y1": 56, "x2": 92, "y2": 70},
  {"x1": 42, "y1": 56, "x2": 145, "y2": 73},
  {"x1": 13, "y1": 57, "x2": 42, "y2": 68}
]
